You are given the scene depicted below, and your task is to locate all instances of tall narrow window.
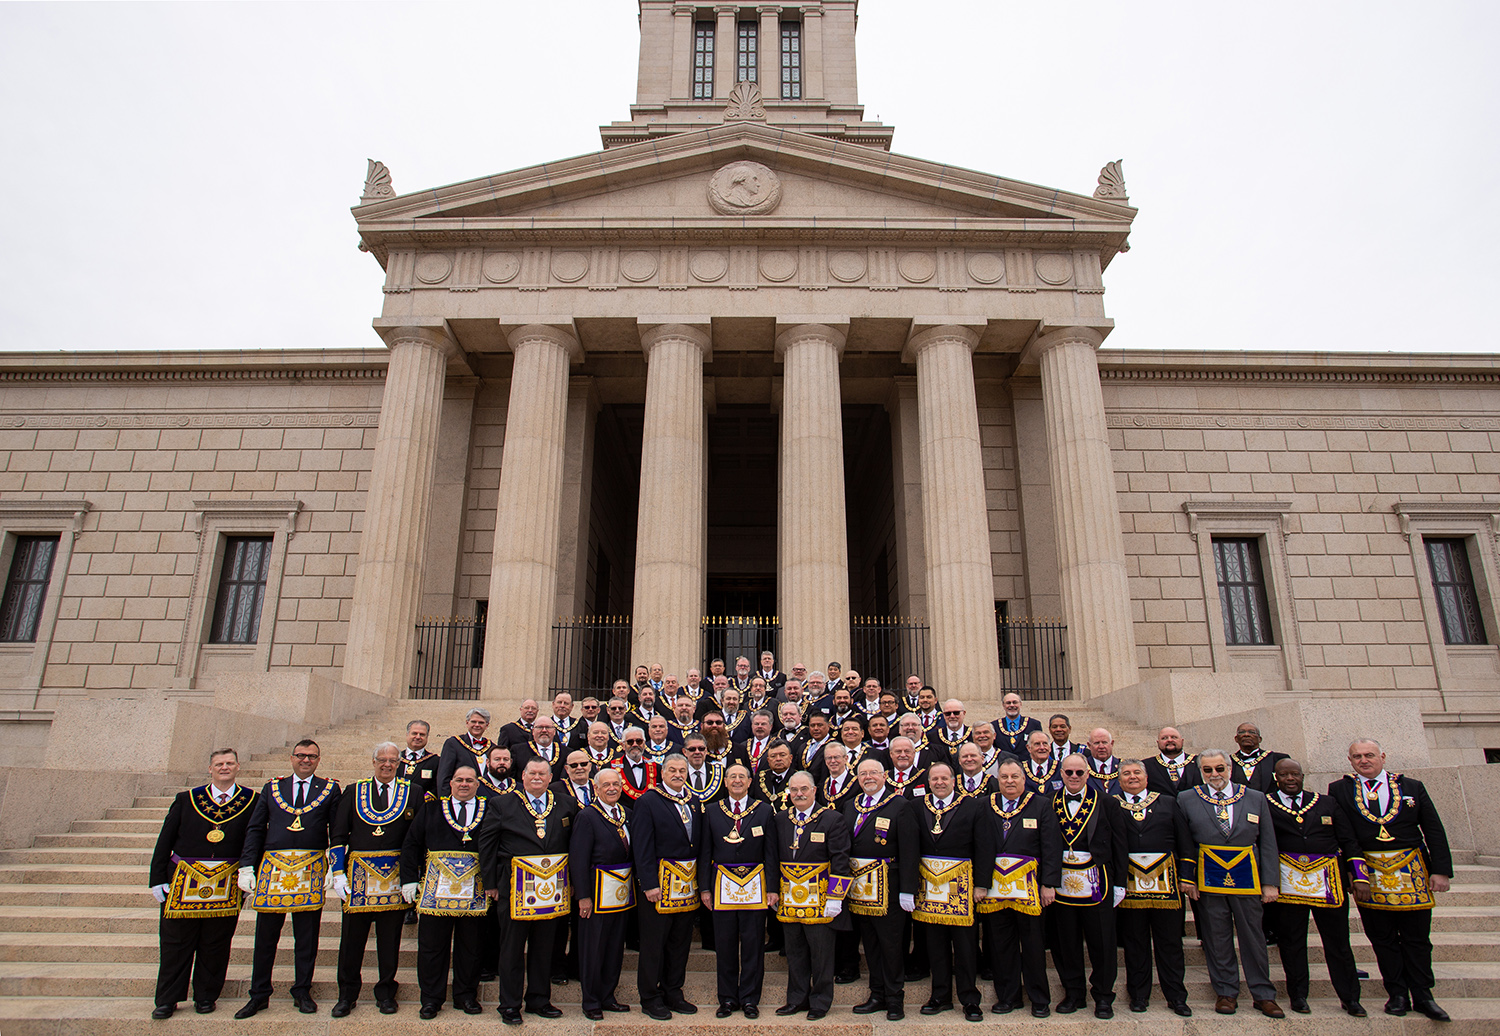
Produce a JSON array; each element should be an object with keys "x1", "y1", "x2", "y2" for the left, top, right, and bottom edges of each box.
[
  {"x1": 693, "y1": 21, "x2": 716, "y2": 99},
  {"x1": 737, "y1": 21, "x2": 758, "y2": 83},
  {"x1": 780, "y1": 21, "x2": 802, "y2": 98},
  {"x1": 1426, "y1": 538, "x2": 1487, "y2": 645},
  {"x1": 0, "y1": 536, "x2": 59, "y2": 642},
  {"x1": 1212, "y1": 538, "x2": 1274, "y2": 646},
  {"x1": 994, "y1": 600, "x2": 1012, "y2": 669},
  {"x1": 210, "y1": 536, "x2": 273, "y2": 644}
]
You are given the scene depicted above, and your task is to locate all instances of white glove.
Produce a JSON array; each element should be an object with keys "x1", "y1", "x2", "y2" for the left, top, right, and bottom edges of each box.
[
  {"x1": 401, "y1": 882, "x2": 420, "y2": 904},
  {"x1": 1112, "y1": 886, "x2": 1126, "y2": 908},
  {"x1": 150, "y1": 884, "x2": 169, "y2": 903},
  {"x1": 237, "y1": 867, "x2": 256, "y2": 894},
  {"x1": 332, "y1": 873, "x2": 349, "y2": 901},
  {"x1": 324, "y1": 867, "x2": 338, "y2": 891},
  {"x1": 823, "y1": 899, "x2": 842, "y2": 918},
  {"x1": 899, "y1": 893, "x2": 916, "y2": 913}
]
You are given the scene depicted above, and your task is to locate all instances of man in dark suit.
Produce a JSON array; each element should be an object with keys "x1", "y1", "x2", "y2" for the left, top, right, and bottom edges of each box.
[
  {"x1": 1114, "y1": 759, "x2": 1191, "y2": 1016},
  {"x1": 1142, "y1": 727, "x2": 1201, "y2": 797},
  {"x1": 610, "y1": 727, "x2": 659, "y2": 801},
  {"x1": 437, "y1": 708, "x2": 496, "y2": 792},
  {"x1": 1266, "y1": 757, "x2": 1365, "y2": 1016},
  {"x1": 955, "y1": 743, "x2": 999, "y2": 799},
  {"x1": 1230, "y1": 723, "x2": 1288, "y2": 793},
  {"x1": 752, "y1": 739, "x2": 796, "y2": 808},
  {"x1": 328, "y1": 741, "x2": 420, "y2": 1017},
  {"x1": 631, "y1": 753, "x2": 702, "y2": 1019},
  {"x1": 397, "y1": 719, "x2": 440, "y2": 799},
  {"x1": 400, "y1": 764, "x2": 492, "y2": 1019},
  {"x1": 235, "y1": 739, "x2": 341, "y2": 1018},
  {"x1": 149, "y1": 748, "x2": 257, "y2": 1019},
  {"x1": 479, "y1": 758, "x2": 578, "y2": 1024},
  {"x1": 495, "y1": 698, "x2": 540, "y2": 749},
  {"x1": 1050, "y1": 752, "x2": 1126, "y2": 1019},
  {"x1": 1178, "y1": 749, "x2": 1283, "y2": 1018},
  {"x1": 912, "y1": 761, "x2": 989, "y2": 1021},
  {"x1": 549, "y1": 750, "x2": 597, "y2": 983},
  {"x1": 844, "y1": 759, "x2": 919, "y2": 1020},
  {"x1": 992, "y1": 693, "x2": 1043, "y2": 758},
  {"x1": 509, "y1": 716, "x2": 565, "y2": 782},
  {"x1": 886, "y1": 735, "x2": 929, "y2": 798},
  {"x1": 773, "y1": 770, "x2": 852, "y2": 1019},
  {"x1": 977, "y1": 758, "x2": 1060, "y2": 1018},
  {"x1": 570, "y1": 768, "x2": 635, "y2": 1019},
  {"x1": 1328, "y1": 738, "x2": 1453, "y2": 1021},
  {"x1": 756, "y1": 650, "x2": 788, "y2": 696},
  {"x1": 699, "y1": 763, "x2": 779, "y2": 1018},
  {"x1": 1022, "y1": 730, "x2": 1064, "y2": 796}
]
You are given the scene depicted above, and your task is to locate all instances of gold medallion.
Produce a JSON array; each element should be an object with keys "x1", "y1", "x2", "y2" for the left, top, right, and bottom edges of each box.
[
  {"x1": 724, "y1": 828, "x2": 744, "y2": 844},
  {"x1": 372, "y1": 825, "x2": 385, "y2": 837},
  {"x1": 535, "y1": 821, "x2": 547, "y2": 838},
  {"x1": 932, "y1": 821, "x2": 943, "y2": 836},
  {"x1": 462, "y1": 831, "x2": 472, "y2": 843},
  {"x1": 205, "y1": 828, "x2": 225, "y2": 843},
  {"x1": 1376, "y1": 824, "x2": 1394, "y2": 842},
  {"x1": 287, "y1": 815, "x2": 304, "y2": 832}
]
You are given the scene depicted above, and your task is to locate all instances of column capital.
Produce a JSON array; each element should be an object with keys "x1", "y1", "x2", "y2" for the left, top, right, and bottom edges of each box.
[
  {"x1": 502, "y1": 322, "x2": 583, "y2": 365},
  {"x1": 757, "y1": 5, "x2": 785, "y2": 14},
  {"x1": 1024, "y1": 324, "x2": 1109, "y2": 364},
  {"x1": 715, "y1": 4, "x2": 739, "y2": 16},
  {"x1": 672, "y1": 3, "x2": 696, "y2": 16},
  {"x1": 774, "y1": 320, "x2": 847, "y2": 361},
  {"x1": 639, "y1": 320, "x2": 712, "y2": 362},
  {"x1": 901, "y1": 322, "x2": 982, "y2": 364},
  {"x1": 372, "y1": 317, "x2": 470, "y2": 372},
  {"x1": 798, "y1": 4, "x2": 822, "y2": 16}
]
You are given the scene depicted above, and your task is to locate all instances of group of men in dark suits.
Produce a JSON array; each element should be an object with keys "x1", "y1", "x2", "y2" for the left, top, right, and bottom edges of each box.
[{"x1": 148, "y1": 679, "x2": 1456, "y2": 1026}]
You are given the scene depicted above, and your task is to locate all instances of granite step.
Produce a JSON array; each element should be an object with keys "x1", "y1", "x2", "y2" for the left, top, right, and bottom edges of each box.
[
  {"x1": 32, "y1": 833, "x2": 159, "y2": 850},
  {"x1": 70, "y1": 819, "x2": 165, "y2": 835}
]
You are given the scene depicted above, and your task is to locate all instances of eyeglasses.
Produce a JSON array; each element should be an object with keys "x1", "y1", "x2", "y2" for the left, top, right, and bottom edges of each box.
[
  {"x1": 566, "y1": 761, "x2": 591, "y2": 768},
  {"x1": 700, "y1": 719, "x2": 723, "y2": 725},
  {"x1": 623, "y1": 738, "x2": 645, "y2": 745},
  {"x1": 685, "y1": 746, "x2": 707, "y2": 752},
  {"x1": 292, "y1": 753, "x2": 320, "y2": 761},
  {"x1": 943, "y1": 709, "x2": 963, "y2": 716},
  {"x1": 1061, "y1": 768, "x2": 1086, "y2": 776},
  {"x1": 1202, "y1": 765, "x2": 1228, "y2": 773}
]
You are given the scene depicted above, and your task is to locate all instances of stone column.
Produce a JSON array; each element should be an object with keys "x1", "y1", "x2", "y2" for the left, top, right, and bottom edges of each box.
[
  {"x1": 344, "y1": 321, "x2": 462, "y2": 698},
  {"x1": 801, "y1": 4, "x2": 824, "y2": 99},
  {"x1": 758, "y1": 5, "x2": 782, "y2": 93},
  {"x1": 904, "y1": 325, "x2": 1002, "y2": 701},
  {"x1": 777, "y1": 322, "x2": 851, "y2": 671},
  {"x1": 670, "y1": 3, "x2": 694, "y2": 100},
  {"x1": 554, "y1": 378, "x2": 600, "y2": 621},
  {"x1": 886, "y1": 377, "x2": 927, "y2": 621},
  {"x1": 480, "y1": 324, "x2": 581, "y2": 699},
  {"x1": 631, "y1": 323, "x2": 710, "y2": 674},
  {"x1": 714, "y1": 5, "x2": 738, "y2": 98},
  {"x1": 1032, "y1": 326, "x2": 1139, "y2": 699}
]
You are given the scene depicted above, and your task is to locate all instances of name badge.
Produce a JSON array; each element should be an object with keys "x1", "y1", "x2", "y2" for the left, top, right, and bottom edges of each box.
[
  {"x1": 561, "y1": 817, "x2": 570, "y2": 827},
  {"x1": 420, "y1": 769, "x2": 433, "y2": 778},
  {"x1": 874, "y1": 817, "x2": 891, "y2": 830},
  {"x1": 1247, "y1": 813, "x2": 1259, "y2": 824},
  {"x1": 1023, "y1": 818, "x2": 1037, "y2": 829},
  {"x1": 914, "y1": 789, "x2": 927, "y2": 797},
  {"x1": 1320, "y1": 815, "x2": 1334, "y2": 825},
  {"x1": 810, "y1": 831, "x2": 825, "y2": 843},
  {"x1": 751, "y1": 826, "x2": 763, "y2": 836}
]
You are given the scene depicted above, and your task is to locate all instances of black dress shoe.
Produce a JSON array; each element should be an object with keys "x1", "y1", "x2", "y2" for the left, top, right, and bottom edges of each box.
[
  {"x1": 920, "y1": 1000, "x2": 953, "y2": 1015},
  {"x1": 775, "y1": 1002, "x2": 809, "y2": 1016},
  {"x1": 332, "y1": 999, "x2": 354, "y2": 1017},
  {"x1": 479, "y1": 971, "x2": 498, "y2": 982},
  {"x1": 500, "y1": 1007, "x2": 522, "y2": 1025},
  {"x1": 194, "y1": 1001, "x2": 215, "y2": 1015},
  {"x1": 964, "y1": 1004, "x2": 984, "y2": 1022},
  {"x1": 644, "y1": 1004, "x2": 673, "y2": 1020},
  {"x1": 743, "y1": 1004, "x2": 759, "y2": 1019},
  {"x1": 717, "y1": 1003, "x2": 736, "y2": 1018},
  {"x1": 293, "y1": 994, "x2": 318, "y2": 1014},
  {"x1": 1385, "y1": 995, "x2": 1410, "y2": 1016},
  {"x1": 1341, "y1": 1001, "x2": 1367, "y2": 1018},
  {"x1": 461, "y1": 1000, "x2": 484, "y2": 1015},
  {"x1": 979, "y1": 968, "x2": 993, "y2": 982},
  {"x1": 1290, "y1": 997, "x2": 1310, "y2": 1014},
  {"x1": 151, "y1": 1004, "x2": 175, "y2": 1019},
  {"x1": 1056, "y1": 998, "x2": 1085, "y2": 1014},
  {"x1": 808, "y1": 1009, "x2": 827, "y2": 1020},
  {"x1": 585, "y1": 1008, "x2": 604, "y2": 1020},
  {"x1": 377, "y1": 999, "x2": 398, "y2": 1014},
  {"x1": 1356, "y1": 968, "x2": 1369, "y2": 978},
  {"x1": 667, "y1": 1000, "x2": 697, "y2": 1014},
  {"x1": 1413, "y1": 999, "x2": 1451, "y2": 1022},
  {"x1": 887, "y1": 1004, "x2": 905, "y2": 1020},
  {"x1": 404, "y1": 906, "x2": 418, "y2": 925},
  {"x1": 1169, "y1": 1002, "x2": 1193, "y2": 1017},
  {"x1": 1130, "y1": 1000, "x2": 1148, "y2": 1013},
  {"x1": 1095, "y1": 1003, "x2": 1114, "y2": 1019},
  {"x1": 991, "y1": 1001, "x2": 1020, "y2": 1014},
  {"x1": 904, "y1": 968, "x2": 929, "y2": 982},
  {"x1": 419, "y1": 1003, "x2": 440, "y2": 1020},
  {"x1": 552, "y1": 974, "x2": 569, "y2": 985},
  {"x1": 234, "y1": 999, "x2": 269, "y2": 1020},
  {"x1": 853, "y1": 997, "x2": 886, "y2": 1014},
  {"x1": 835, "y1": 971, "x2": 860, "y2": 984},
  {"x1": 602, "y1": 1000, "x2": 630, "y2": 1012},
  {"x1": 526, "y1": 1003, "x2": 564, "y2": 1018},
  {"x1": 1031, "y1": 1003, "x2": 1050, "y2": 1018}
]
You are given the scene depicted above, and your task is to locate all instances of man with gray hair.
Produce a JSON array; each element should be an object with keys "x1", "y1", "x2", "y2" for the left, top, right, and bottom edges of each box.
[
  {"x1": 398, "y1": 719, "x2": 439, "y2": 798},
  {"x1": 631, "y1": 752, "x2": 702, "y2": 1018},
  {"x1": 1177, "y1": 749, "x2": 1283, "y2": 1018},
  {"x1": 437, "y1": 708, "x2": 494, "y2": 792}
]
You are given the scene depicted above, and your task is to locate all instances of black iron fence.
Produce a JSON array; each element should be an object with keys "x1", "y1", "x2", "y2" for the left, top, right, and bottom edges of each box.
[
  {"x1": 550, "y1": 616, "x2": 634, "y2": 698},
  {"x1": 410, "y1": 618, "x2": 485, "y2": 700},
  {"x1": 701, "y1": 616, "x2": 780, "y2": 675},
  {"x1": 850, "y1": 616, "x2": 929, "y2": 691},
  {"x1": 997, "y1": 616, "x2": 1071, "y2": 699}
]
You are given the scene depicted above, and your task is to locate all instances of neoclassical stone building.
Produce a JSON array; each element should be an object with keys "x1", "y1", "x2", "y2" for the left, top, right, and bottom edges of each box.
[{"x1": 1, "y1": 0, "x2": 1498, "y2": 779}]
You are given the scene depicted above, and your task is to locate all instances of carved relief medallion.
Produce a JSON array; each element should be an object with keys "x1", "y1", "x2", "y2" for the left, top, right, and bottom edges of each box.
[{"x1": 707, "y1": 161, "x2": 783, "y2": 216}]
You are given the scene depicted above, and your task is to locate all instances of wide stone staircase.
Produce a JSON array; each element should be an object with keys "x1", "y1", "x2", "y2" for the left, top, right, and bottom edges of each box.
[{"x1": 0, "y1": 699, "x2": 1495, "y2": 1033}]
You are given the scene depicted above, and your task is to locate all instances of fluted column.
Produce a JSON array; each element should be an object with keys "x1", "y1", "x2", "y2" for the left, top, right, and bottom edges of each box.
[
  {"x1": 714, "y1": 5, "x2": 738, "y2": 97},
  {"x1": 630, "y1": 323, "x2": 710, "y2": 673},
  {"x1": 344, "y1": 323, "x2": 461, "y2": 697},
  {"x1": 905, "y1": 325, "x2": 1002, "y2": 701},
  {"x1": 778, "y1": 322, "x2": 851, "y2": 671},
  {"x1": 480, "y1": 324, "x2": 581, "y2": 699},
  {"x1": 1033, "y1": 326, "x2": 1139, "y2": 699},
  {"x1": 758, "y1": 6, "x2": 782, "y2": 92}
]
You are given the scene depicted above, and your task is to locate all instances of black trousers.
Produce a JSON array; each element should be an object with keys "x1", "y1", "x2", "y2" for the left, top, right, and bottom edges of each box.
[
  {"x1": 711, "y1": 908, "x2": 767, "y2": 1006},
  {"x1": 336, "y1": 907, "x2": 406, "y2": 1003},
  {"x1": 578, "y1": 911, "x2": 627, "y2": 1011},
  {"x1": 549, "y1": 906, "x2": 580, "y2": 979},
  {"x1": 637, "y1": 903, "x2": 695, "y2": 1009},
  {"x1": 1117, "y1": 904, "x2": 1187, "y2": 1005},
  {"x1": 925, "y1": 918, "x2": 980, "y2": 1007},
  {"x1": 905, "y1": 916, "x2": 930, "y2": 973},
  {"x1": 835, "y1": 927, "x2": 861, "y2": 977},
  {"x1": 984, "y1": 908, "x2": 1050, "y2": 1008},
  {"x1": 416, "y1": 912, "x2": 483, "y2": 1007},
  {"x1": 1270, "y1": 899, "x2": 1360, "y2": 1004},
  {"x1": 498, "y1": 915, "x2": 559, "y2": 1010},
  {"x1": 479, "y1": 899, "x2": 500, "y2": 974},
  {"x1": 247, "y1": 909, "x2": 320, "y2": 999},
  {"x1": 1052, "y1": 902, "x2": 1117, "y2": 1005},
  {"x1": 155, "y1": 913, "x2": 237, "y2": 1007},
  {"x1": 858, "y1": 910, "x2": 906, "y2": 1005},
  {"x1": 1356, "y1": 903, "x2": 1434, "y2": 1001},
  {"x1": 784, "y1": 920, "x2": 836, "y2": 1011}
]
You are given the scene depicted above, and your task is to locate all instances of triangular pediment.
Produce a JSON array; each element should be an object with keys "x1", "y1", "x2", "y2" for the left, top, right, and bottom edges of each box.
[{"x1": 354, "y1": 123, "x2": 1134, "y2": 236}]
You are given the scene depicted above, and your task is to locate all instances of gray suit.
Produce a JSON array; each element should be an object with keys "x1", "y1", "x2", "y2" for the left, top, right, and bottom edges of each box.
[{"x1": 1176, "y1": 785, "x2": 1280, "y2": 1002}]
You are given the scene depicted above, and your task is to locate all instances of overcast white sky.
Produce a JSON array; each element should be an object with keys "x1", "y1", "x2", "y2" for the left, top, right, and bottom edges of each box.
[{"x1": 1, "y1": 1, "x2": 1497, "y2": 356}]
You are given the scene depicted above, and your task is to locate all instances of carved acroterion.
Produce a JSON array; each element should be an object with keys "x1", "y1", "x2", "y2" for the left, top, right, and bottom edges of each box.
[
  {"x1": 1094, "y1": 159, "x2": 1127, "y2": 201},
  {"x1": 362, "y1": 159, "x2": 394, "y2": 201},
  {"x1": 724, "y1": 80, "x2": 767, "y2": 121}
]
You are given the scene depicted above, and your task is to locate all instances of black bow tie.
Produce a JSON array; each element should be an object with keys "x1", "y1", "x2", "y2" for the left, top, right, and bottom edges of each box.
[{"x1": 1067, "y1": 793, "x2": 1083, "y2": 802}]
